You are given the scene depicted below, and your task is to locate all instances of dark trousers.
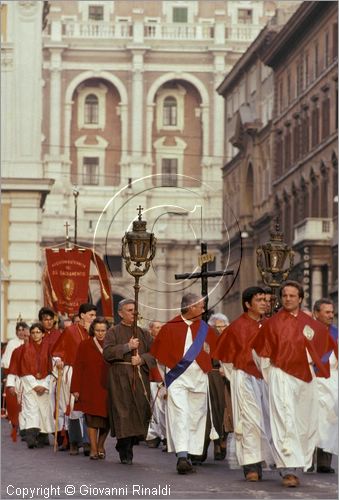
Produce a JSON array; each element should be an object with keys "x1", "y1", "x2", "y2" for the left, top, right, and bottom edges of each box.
[
  {"x1": 243, "y1": 462, "x2": 262, "y2": 478},
  {"x1": 317, "y1": 448, "x2": 332, "y2": 468}
]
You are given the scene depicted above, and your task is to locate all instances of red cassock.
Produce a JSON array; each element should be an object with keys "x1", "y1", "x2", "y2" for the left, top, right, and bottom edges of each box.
[
  {"x1": 6, "y1": 345, "x2": 24, "y2": 427},
  {"x1": 213, "y1": 313, "x2": 264, "y2": 379},
  {"x1": 70, "y1": 337, "x2": 109, "y2": 417},
  {"x1": 52, "y1": 323, "x2": 89, "y2": 366},
  {"x1": 150, "y1": 315, "x2": 217, "y2": 373},
  {"x1": 46, "y1": 328, "x2": 62, "y2": 353},
  {"x1": 20, "y1": 337, "x2": 51, "y2": 379},
  {"x1": 253, "y1": 309, "x2": 338, "y2": 382}
]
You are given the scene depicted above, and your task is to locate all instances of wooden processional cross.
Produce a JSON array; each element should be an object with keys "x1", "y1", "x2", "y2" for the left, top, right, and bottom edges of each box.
[{"x1": 175, "y1": 242, "x2": 234, "y2": 322}]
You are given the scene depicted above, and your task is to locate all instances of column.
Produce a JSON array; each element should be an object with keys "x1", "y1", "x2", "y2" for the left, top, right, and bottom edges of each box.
[
  {"x1": 311, "y1": 265, "x2": 323, "y2": 304},
  {"x1": 49, "y1": 49, "x2": 62, "y2": 159}
]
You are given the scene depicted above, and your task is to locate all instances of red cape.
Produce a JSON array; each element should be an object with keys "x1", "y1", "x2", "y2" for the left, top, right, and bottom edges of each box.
[
  {"x1": 150, "y1": 315, "x2": 217, "y2": 373},
  {"x1": 20, "y1": 337, "x2": 51, "y2": 379},
  {"x1": 213, "y1": 313, "x2": 264, "y2": 378},
  {"x1": 70, "y1": 337, "x2": 109, "y2": 417},
  {"x1": 253, "y1": 309, "x2": 337, "y2": 382},
  {"x1": 52, "y1": 323, "x2": 89, "y2": 366}
]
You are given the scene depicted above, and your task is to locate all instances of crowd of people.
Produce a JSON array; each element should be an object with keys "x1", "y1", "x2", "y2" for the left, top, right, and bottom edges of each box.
[{"x1": 1, "y1": 281, "x2": 337, "y2": 488}]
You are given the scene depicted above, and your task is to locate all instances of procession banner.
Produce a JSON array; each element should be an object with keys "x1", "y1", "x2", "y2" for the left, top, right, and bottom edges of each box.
[{"x1": 45, "y1": 248, "x2": 91, "y2": 315}]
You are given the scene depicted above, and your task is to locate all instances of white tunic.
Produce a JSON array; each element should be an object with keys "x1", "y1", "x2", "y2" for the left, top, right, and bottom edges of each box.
[
  {"x1": 146, "y1": 382, "x2": 167, "y2": 441},
  {"x1": 2, "y1": 338, "x2": 23, "y2": 369},
  {"x1": 223, "y1": 363, "x2": 274, "y2": 467},
  {"x1": 21, "y1": 375, "x2": 54, "y2": 433},
  {"x1": 165, "y1": 318, "x2": 208, "y2": 455},
  {"x1": 316, "y1": 352, "x2": 338, "y2": 454},
  {"x1": 260, "y1": 357, "x2": 319, "y2": 470}
]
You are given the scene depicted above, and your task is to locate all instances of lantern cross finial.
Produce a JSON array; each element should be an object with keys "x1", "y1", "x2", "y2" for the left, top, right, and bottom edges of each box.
[
  {"x1": 64, "y1": 221, "x2": 70, "y2": 239},
  {"x1": 137, "y1": 205, "x2": 144, "y2": 220}
]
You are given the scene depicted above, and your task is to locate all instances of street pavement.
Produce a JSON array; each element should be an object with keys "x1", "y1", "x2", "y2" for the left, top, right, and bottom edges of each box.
[{"x1": 1, "y1": 421, "x2": 337, "y2": 500}]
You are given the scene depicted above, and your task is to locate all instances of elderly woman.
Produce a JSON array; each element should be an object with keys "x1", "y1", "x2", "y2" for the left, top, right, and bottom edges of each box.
[{"x1": 71, "y1": 317, "x2": 110, "y2": 460}]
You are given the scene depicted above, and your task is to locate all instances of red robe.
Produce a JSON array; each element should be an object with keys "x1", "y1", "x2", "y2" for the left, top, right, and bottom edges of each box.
[
  {"x1": 150, "y1": 315, "x2": 217, "y2": 373},
  {"x1": 6, "y1": 345, "x2": 24, "y2": 427},
  {"x1": 70, "y1": 337, "x2": 109, "y2": 417},
  {"x1": 20, "y1": 337, "x2": 51, "y2": 379},
  {"x1": 213, "y1": 313, "x2": 264, "y2": 378},
  {"x1": 52, "y1": 323, "x2": 89, "y2": 366},
  {"x1": 253, "y1": 309, "x2": 337, "y2": 382},
  {"x1": 46, "y1": 328, "x2": 62, "y2": 353}
]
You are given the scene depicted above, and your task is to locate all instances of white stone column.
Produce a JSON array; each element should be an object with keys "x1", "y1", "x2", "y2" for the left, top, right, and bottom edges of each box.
[
  {"x1": 311, "y1": 265, "x2": 323, "y2": 304},
  {"x1": 131, "y1": 51, "x2": 144, "y2": 158},
  {"x1": 49, "y1": 49, "x2": 62, "y2": 158},
  {"x1": 130, "y1": 51, "x2": 145, "y2": 182}
]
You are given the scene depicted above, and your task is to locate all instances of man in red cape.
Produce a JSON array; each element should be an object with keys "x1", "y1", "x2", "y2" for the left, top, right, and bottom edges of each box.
[
  {"x1": 150, "y1": 293, "x2": 217, "y2": 475},
  {"x1": 253, "y1": 281, "x2": 337, "y2": 488},
  {"x1": 52, "y1": 303, "x2": 97, "y2": 455},
  {"x1": 213, "y1": 286, "x2": 274, "y2": 482}
]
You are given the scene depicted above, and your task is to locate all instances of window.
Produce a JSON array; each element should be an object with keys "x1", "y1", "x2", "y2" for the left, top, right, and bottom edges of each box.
[
  {"x1": 296, "y1": 60, "x2": 304, "y2": 95},
  {"x1": 287, "y1": 71, "x2": 292, "y2": 104},
  {"x1": 311, "y1": 106, "x2": 319, "y2": 147},
  {"x1": 163, "y1": 96, "x2": 177, "y2": 126},
  {"x1": 301, "y1": 110, "x2": 309, "y2": 155},
  {"x1": 284, "y1": 127, "x2": 291, "y2": 171},
  {"x1": 333, "y1": 23, "x2": 338, "y2": 60},
  {"x1": 84, "y1": 94, "x2": 99, "y2": 124},
  {"x1": 314, "y1": 42, "x2": 319, "y2": 79},
  {"x1": 324, "y1": 32, "x2": 329, "y2": 68},
  {"x1": 275, "y1": 132, "x2": 283, "y2": 178},
  {"x1": 238, "y1": 9, "x2": 252, "y2": 24},
  {"x1": 322, "y1": 95, "x2": 330, "y2": 139},
  {"x1": 83, "y1": 157, "x2": 99, "y2": 185},
  {"x1": 162, "y1": 159, "x2": 178, "y2": 187},
  {"x1": 304, "y1": 52, "x2": 309, "y2": 87},
  {"x1": 173, "y1": 7, "x2": 188, "y2": 23},
  {"x1": 1, "y1": 4, "x2": 7, "y2": 43},
  {"x1": 311, "y1": 173, "x2": 319, "y2": 217},
  {"x1": 279, "y1": 80, "x2": 284, "y2": 113},
  {"x1": 293, "y1": 118, "x2": 300, "y2": 162},
  {"x1": 88, "y1": 5, "x2": 104, "y2": 21}
]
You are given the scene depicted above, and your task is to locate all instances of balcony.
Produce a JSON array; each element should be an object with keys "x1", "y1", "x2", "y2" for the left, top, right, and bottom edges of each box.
[
  {"x1": 48, "y1": 20, "x2": 263, "y2": 45},
  {"x1": 293, "y1": 218, "x2": 333, "y2": 245}
]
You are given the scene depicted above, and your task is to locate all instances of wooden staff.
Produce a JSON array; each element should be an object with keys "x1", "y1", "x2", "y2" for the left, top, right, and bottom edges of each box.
[{"x1": 53, "y1": 367, "x2": 62, "y2": 452}]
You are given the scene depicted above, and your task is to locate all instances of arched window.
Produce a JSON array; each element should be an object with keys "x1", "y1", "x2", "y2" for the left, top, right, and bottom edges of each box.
[
  {"x1": 163, "y1": 96, "x2": 177, "y2": 126},
  {"x1": 84, "y1": 94, "x2": 99, "y2": 124}
]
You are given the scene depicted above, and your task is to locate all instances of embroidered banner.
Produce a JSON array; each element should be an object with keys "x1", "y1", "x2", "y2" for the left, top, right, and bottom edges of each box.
[{"x1": 45, "y1": 248, "x2": 91, "y2": 315}]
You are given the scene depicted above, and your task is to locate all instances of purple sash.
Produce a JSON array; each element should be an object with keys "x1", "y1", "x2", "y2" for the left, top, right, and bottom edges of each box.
[
  {"x1": 165, "y1": 320, "x2": 208, "y2": 388},
  {"x1": 321, "y1": 325, "x2": 338, "y2": 364}
]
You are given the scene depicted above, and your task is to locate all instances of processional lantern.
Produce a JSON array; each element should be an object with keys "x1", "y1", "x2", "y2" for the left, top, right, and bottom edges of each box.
[
  {"x1": 256, "y1": 219, "x2": 294, "y2": 314},
  {"x1": 121, "y1": 206, "x2": 157, "y2": 335}
]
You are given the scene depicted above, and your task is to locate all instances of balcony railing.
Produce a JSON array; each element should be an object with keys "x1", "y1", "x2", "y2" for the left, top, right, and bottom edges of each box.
[
  {"x1": 293, "y1": 217, "x2": 333, "y2": 245},
  {"x1": 144, "y1": 22, "x2": 214, "y2": 41},
  {"x1": 61, "y1": 21, "x2": 132, "y2": 39},
  {"x1": 51, "y1": 20, "x2": 263, "y2": 44}
]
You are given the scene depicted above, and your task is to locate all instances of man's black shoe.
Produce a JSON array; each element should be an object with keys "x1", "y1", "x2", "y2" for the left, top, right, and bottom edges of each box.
[
  {"x1": 317, "y1": 466, "x2": 335, "y2": 473},
  {"x1": 176, "y1": 457, "x2": 195, "y2": 475}
]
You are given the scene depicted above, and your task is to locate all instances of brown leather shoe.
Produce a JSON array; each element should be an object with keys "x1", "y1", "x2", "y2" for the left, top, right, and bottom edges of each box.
[
  {"x1": 176, "y1": 458, "x2": 195, "y2": 475},
  {"x1": 245, "y1": 471, "x2": 259, "y2": 482},
  {"x1": 282, "y1": 474, "x2": 300, "y2": 487}
]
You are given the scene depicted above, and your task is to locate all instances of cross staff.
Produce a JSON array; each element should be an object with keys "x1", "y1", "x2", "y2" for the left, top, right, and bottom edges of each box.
[{"x1": 175, "y1": 242, "x2": 234, "y2": 322}]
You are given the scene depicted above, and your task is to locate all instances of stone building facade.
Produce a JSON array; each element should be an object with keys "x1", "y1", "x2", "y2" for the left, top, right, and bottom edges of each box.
[
  {"x1": 218, "y1": 1, "x2": 338, "y2": 319},
  {"x1": 39, "y1": 0, "x2": 277, "y2": 324}
]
